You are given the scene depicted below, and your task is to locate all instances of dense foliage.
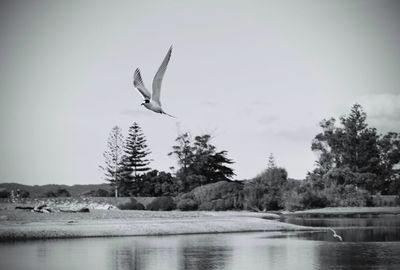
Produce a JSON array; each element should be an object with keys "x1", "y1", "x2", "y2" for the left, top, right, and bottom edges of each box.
[
  {"x1": 243, "y1": 166, "x2": 288, "y2": 211},
  {"x1": 176, "y1": 181, "x2": 243, "y2": 211},
  {"x1": 137, "y1": 170, "x2": 179, "y2": 196},
  {"x1": 169, "y1": 133, "x2": 235, "y2": 192},
  {"x1": 117, "y1": 198, "x2": 145, "y2": 210},
  {"x1": 310, "y1": 104, "x2": 400, "y2": 195},
  {"x1": 82, "y1": 189, "x2": 111, "y2": 197},
  {"x1": 43, "y1": 188, "x2": 71, "y2": 198},
  {"x1": 146, "y1": 196, "x2": 176, "y2": 211}
]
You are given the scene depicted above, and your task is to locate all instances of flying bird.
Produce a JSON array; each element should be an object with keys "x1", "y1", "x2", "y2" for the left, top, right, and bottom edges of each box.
[
  {"x1": 329, "y1": 228, "x2": 343, "y2": 241},
  {"x1": 133, "y1": 46, "x2": 175, "y2": 117}
]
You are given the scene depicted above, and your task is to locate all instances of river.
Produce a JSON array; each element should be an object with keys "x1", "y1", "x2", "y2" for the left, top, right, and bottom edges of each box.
[{"x1": 1, "y1": 216, "x2": 399, "y2": 270}]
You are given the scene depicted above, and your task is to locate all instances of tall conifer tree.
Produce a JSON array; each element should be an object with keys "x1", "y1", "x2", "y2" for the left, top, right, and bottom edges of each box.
[{"x1": 121, "y1": 122, "x2": 151, "y2": 195}]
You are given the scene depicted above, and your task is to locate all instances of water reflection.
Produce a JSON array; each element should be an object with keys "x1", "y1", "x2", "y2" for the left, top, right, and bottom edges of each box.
[{"x1": 316, "y1": 242, "x2": 400, "y2": 270}]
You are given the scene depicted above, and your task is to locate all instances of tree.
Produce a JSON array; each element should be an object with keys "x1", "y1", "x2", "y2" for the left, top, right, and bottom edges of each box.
[
  {"x1": 378, "y1": 132, "x2": 400, "y2": 193},
  {"x1": 244, "y1": 167, "x2": 288, "y2": 211},
  {"x1": 310, "y1": 104, "x2": 400, "y2": 194},
  {"x1": 190, "y1": 135, "x2": 235, "y2": 183},
  {"x1": 139, "y1": 170, "x2": 179, "y2": 196},
  {"x1": 339, "y1": 104, "x2": 380, "y2": 174},
  {"x1": 121, "y1": 122, "x2": 151, "y2": 195},
  {"x1": 169, "y1": 133, "x2": 235, "y2": 191},
  {"x1": 311, "y1": 117, "x2": 343, "y2": 174},
  {"x1": 168, "y1": 132, "x2": 194, "y2": 179},
  {"x1": 100, "y1": 126, "x2": 124, "y2": 197},
  {"x1": 267, "y1": 153, "x2": 276, "y2": 169}
]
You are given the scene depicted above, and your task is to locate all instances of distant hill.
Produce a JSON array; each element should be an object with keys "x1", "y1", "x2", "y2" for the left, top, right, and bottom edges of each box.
[{"x1": 0, "y1": 183, "x2": 111, "y2": 197}]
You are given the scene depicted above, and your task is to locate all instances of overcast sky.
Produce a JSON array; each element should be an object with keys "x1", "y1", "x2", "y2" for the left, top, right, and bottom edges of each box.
[{"x1": 1, "y1": 0, "x2": 400, "y2": 185}]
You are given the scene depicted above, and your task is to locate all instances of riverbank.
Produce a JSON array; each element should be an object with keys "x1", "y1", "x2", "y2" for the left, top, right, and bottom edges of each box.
[
  {"x1": 2, "y1": 206, "x2": 399, "y2": 241},
  {"x1": 0, "y1": 210, "x2": 312, "y2": 241}
]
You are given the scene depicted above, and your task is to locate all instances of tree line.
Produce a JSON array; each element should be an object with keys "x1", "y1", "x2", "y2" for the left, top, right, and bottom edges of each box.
[
  {"x1": 244, "y1": 104, "x2": 400, "y2": 211},
  {"x1": 101, "y1": 104, "x2": 400, "y2": 210},
  {"x1": 100, "y1": 124, "x2": 235, "y2": 197}
]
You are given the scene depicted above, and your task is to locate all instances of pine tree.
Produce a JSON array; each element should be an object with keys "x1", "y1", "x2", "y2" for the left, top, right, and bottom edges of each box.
[
  {"x1": 100, "y1": 126, "x2": 124, "y2": 197},
  {"x1": 267, "y1": 153, "x2": 276, "y2": 169},
  {"x1": 121, "y1": 122, "x2": 151, "y2": 195},
  {"x1": 339, "y1": 103, "x2": 380, "y2": 174}
]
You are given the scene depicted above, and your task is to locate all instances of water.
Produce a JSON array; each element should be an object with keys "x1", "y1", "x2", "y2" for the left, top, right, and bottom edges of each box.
[
  {"x1": 1, "y1": 217, "x2": 399, "y2": 270},
  {"x1": 281, "y1": 216, "x2": 400, "y2": 242}
]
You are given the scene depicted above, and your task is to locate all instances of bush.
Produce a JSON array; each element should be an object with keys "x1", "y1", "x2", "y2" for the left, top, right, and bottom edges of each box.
[
  {"x1": 43, "y1": 188, "x2": 71, "y2": 198},
  {"x1": 283, "y1": 190, "x2": 303, "y2": 211},
  {"x1": 18, "y1": 190, "x2": 30, "y2": 198},
  {"x1": 198, "y1": 201, "x2": 214, "y2": 210},
  {"x1": 0, "y1": 189, "x2": 10, "y2": 198},
  {"x1": 43, "y1": 191, "x2": 57, "y2": 197},
  {"x1": 118, "y1": 198, "x2": 145, "y2": 210},
  {"x1": 146, "y1": 196, "x2": 176, "y2": 211},
  {"x1": 339, "y1": 185, "x2": 370, "y2": 207},
  {"x1": 396, "y1": 195, "x2": 400, "y2": 206},
  {"x1": 300, "y1": 190, "x2": 329, "y2": 209},
  {"x1": 177, "y1": 198, "x2": 198, "y2": 211},
  {"x1": 322, "y1": 184, "x2": 370, "y2": 207},
  {"x1": 187, "y1": 181, "x2": 243, "y2": 211},
  {"x1": 83, "y1": 189, "x2": 111, "y2": 197},
  {"x1": 243, "y1": 167, "x2": 288, "y2": 211}
]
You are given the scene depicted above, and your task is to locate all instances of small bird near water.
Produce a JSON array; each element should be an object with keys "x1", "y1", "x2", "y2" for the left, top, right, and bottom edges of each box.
[
  {"x1": 329, "y1": 228, "x2": 343, "y2": 241},
  {"x1": 133, "y1": 46, "x2": 175, "y2": 118}
]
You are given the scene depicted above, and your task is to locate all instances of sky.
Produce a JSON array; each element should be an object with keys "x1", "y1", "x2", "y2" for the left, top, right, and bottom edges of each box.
[{"x1": 1, "y1": 0, "x2": 400, "y2": 185}]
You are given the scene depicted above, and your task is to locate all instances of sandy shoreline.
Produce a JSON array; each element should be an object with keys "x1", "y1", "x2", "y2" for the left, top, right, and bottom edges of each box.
[
  {"x1": 0, "y1": 210, "x2": 313, "y2": 241},
  {"x1": 2, "y1": 207, "x2": 399, "y2": 241}
]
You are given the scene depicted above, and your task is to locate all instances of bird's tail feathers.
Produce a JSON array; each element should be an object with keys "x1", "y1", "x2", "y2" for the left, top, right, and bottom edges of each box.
[{"x1": 162, "y1": 111, "x2": 177, "y2": 118}]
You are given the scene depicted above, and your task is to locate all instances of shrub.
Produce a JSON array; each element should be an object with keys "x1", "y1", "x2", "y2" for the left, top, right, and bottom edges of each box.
[
  {"x1": 43, "y1": 188, "x2": 71, "y2": 198},
  {"x1": 283, "y1": 190, "x2": 303, "y2": 211},
  {"x1": 18, "y1": 190, "x2": 30, "y2": 198},
  {"x1": 300, "y1": 190, "x2": 329, "y2": 209},
  {"x1": 322, "y1": 184, "x2": 370, "y2": 207},
  {"x1": 177, "y1": 198, "x2": 198, "y2": 211},
  {"x1": 0, "y1": 189, "x2": 10, "y2": 198},
  {"x1": 198, "y1": 201, "x2": 214, "y2": 210},
  {"x1": 339, "y1": 185, "x2": 370, "y2": 207},
  {"x1": 83, "y1": 189, "x2": 111, "y2": 197},
  {"x1": 187, "y1": 181, "x2": 243, "y2": 211},
  {"x1": 146, "y1": 196, "x2": 176, "y2": 211},
  {"x1": 396, "y1": 195, "x2": 400, "y2": 206},
  {"x1": 118, "y1": 198, "x2": 145, "y2": 210},
  {"x1": 243, "y1": 167, "x2": 288, "y2": 211},
  {"x1": 43, "y1": 191, "x2": 57, "y2": 197}
]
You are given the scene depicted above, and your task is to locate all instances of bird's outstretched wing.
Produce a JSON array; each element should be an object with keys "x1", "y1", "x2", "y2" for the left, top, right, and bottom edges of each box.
[
  {"x1": 133, "y1": 68, "x2": 151, "y2": 100},
  {"x1": 152, "y1": 46, "x2": 172, "y2": 106}
]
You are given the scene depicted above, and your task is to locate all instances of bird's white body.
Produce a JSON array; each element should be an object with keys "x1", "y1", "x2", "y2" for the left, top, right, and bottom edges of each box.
[
  {"x1": 143, "y1": 101, "x2": 163, "y2": 113},
  {"x1": 132, "y1": 46, "x2": 175, "y2": 117},
  {"x1": 329, "y1": 228, "x2": 343, "y2": 241}
]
